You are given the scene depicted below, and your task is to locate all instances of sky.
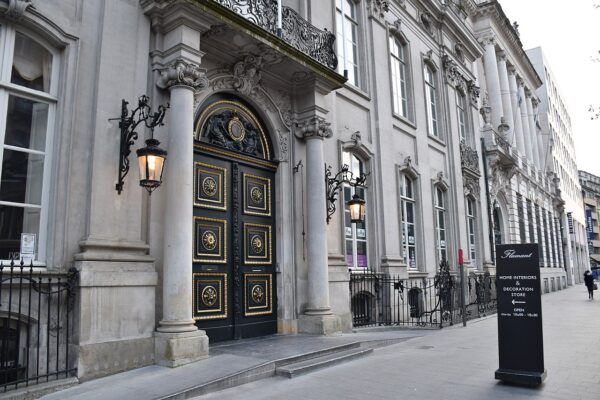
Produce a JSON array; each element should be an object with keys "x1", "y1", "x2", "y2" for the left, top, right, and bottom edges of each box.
[{"x1": 497, "y1": 0, "x2": 600, "y2": 177}]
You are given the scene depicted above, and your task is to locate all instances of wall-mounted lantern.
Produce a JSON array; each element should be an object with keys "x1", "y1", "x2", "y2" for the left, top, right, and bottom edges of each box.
[
  {"x1": 114, "y1": 95, "x2": 169, "y2": 194},
  {"x1": 325, "y1": 164, "x2": 369, "y2": 224}
]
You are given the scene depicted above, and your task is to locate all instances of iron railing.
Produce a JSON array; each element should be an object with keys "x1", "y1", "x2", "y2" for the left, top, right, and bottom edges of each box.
[
  {"x1": 0, "y1": 260, "x2": 78, "y2": 392},
  {"x1": 211, "y1": 0, "x2": 338, "y2": 70},
  {"x1": 349, "y1": 261, "x2": 497, "y2": 328}
]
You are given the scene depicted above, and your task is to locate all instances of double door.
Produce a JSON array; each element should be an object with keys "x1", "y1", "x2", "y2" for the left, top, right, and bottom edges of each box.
[{"x1": 192, "y1": 150, "x2": 277, "y2": 341}]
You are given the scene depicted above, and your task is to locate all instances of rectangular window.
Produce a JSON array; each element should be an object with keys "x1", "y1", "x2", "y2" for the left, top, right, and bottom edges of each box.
[
  {"x1": 424, "y1": 66, "x2": 438, "y2": 137},
  {"x1": 466, "y1": 198, "x2": 476, "y2": 263},
  {"x1": 527, "y1": 199, "x2": 535, "y2": 242},
  {"x1": 343, "y1": 152, "x2": 367, "y2": 268},
  {"x1": 434, "y1": 187, "x2": 446, "y2": 261},
  {"x1": 0, "y1": 29, "x2": 57, "y2": 263},
  {"x1": 336, "y1": 0, "x2": 359, "y2": 87},
  {"x1": 390, "y1": 37, "x2": 408, "y2": 118},
  {"x1": 457, "y1": 93, "x2": 467, "y2": 142},
  {"x1": 400, "y1": 175, "x2": 417, "y2": 269}
]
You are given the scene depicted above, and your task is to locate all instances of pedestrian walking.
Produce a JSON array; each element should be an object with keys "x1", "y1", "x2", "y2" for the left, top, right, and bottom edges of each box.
[{"x1": 584, "y1": 270, "x2": 595, "y2": 300}]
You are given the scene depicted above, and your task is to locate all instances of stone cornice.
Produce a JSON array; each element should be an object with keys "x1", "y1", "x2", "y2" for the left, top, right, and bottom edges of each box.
[
  {"x1": 472, "y1": 1, "x2": 542, "y2": 88},
  {"x1": 157, "y1": 59, "x2": 209, "y2": 90}
]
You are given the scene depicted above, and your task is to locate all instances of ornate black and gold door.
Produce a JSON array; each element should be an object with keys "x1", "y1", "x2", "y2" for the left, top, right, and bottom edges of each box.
[{"x1": 192, "y1": 98, "x2": 277, "y2": 342}]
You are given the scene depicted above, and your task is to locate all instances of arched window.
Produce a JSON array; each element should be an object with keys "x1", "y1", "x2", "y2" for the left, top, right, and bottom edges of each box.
[
  {"x1": 434, "y1": 187, "x2": 446, "y2": 261},
  {"x1": 336, "y1": 0, "x2": 359, "y2": 86},
  {"x1": 424, "y1": 65, "x2": 439, "y2": 137},
  {"x1": 457, "y1": 92, "x2": 468, "y2": 142},
  {"x1": 0, "y1": 28, "x2": 59, "y2": 263},
  {"x1": 466, "y1": 197, "x2": 477, "y2": 264},
  {"x1": 390, "y1": 36, "x2": 409, "y2": 118},
  {"x1": 343, "y1": 152, "x2": 368, "y2": 268},
  {"x1": 400, "y1": 174, "x2": 417, "y2": 269}
]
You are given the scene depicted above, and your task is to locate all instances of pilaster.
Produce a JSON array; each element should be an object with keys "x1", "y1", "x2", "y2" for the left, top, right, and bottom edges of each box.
[{"x1": 507, "y1": 66, "x2": 525, "y2": 157}]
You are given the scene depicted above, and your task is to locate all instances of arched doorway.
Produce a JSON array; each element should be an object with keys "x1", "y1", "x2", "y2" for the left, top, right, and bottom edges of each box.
[
  {"x1": 192, "y1": 96, "x2": 277, "y2": 342},
  {"x1": 493, "y1": 206, "x2": 503, "y2": 245}
]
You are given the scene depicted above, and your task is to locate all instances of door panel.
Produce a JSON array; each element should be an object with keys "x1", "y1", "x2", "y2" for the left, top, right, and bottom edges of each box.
[{"x1": 193, "y1": 151, "x2": 276, "y2": 342}]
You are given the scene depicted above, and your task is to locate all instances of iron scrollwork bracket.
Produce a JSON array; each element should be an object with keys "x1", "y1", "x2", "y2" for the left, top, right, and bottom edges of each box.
[
  {"x1": 113, "y1": 95, "x2": 169, "y2": 194},
  {"x1": 325, "y1": 163, "x2": 369, "y2": 224}
]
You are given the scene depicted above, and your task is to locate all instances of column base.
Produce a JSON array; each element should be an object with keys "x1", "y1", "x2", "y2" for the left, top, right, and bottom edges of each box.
[
  {"x1": 154, "y1": 329, "x2": 209, "y2": 368},
  {"x1": 298, "y1": 313, "x2": 341, "y2": 335}
]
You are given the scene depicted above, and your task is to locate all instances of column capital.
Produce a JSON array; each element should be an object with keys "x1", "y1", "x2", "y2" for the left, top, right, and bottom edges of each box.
[
  {"x1": 516, "y1": 76, "x2": 525, "y2": 87},
  {"x1": 295, "y1": 116, "x2": 333, "y2": 140},
  {"x1": 157, "y1": 59, "x2": 209, "y2": 91},
  {"x1": 532, "y1": 97, "x2": 540, "y2": 107},
  {"x1": 478, "y1": 35, "x2": 496, "y2": 47},
  {"x1": 496, "y1": 50, "x2": 507, "y2": 62},
  {"x1": 524, "y1": 87, "x2": 533, "y2": 97},
  {"x1": 507, "y1": 65, "x2": 516, "y2": 75}
]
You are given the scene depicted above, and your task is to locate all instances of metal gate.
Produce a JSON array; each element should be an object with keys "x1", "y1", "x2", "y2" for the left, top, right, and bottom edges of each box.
[{"x1": 349, "y1": 260, "x2": 497, "y2": 328}]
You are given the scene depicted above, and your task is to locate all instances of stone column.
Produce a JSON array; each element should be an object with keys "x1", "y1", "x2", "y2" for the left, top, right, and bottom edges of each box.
[
  {"x1": 497, "y1": 52, "x2": 514, "y2": 143},
  {"x1": 480, "y1": 36, "x2": 504, "y2": 130},
  {"x1": 518, "y1": 79, "x2": 534, "y2": 162},
  {"x1": 525, "y1": 90, "x2": 540, "y2": 168},
  {"x1": 507, "y1": 67, "x2": 525, "y2": 156},
  {"x1": 296, "y1": 116, "x2": 341, "y2": 335},
  {"x1": 154, "y1": 59, "x2": 209, "y2": 367},
  {"x1": 533, "y1": 98, "x2": 546, "y2": 169}
]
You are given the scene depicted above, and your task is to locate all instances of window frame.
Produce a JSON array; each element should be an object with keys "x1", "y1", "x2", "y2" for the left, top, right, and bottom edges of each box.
[
  {"x1": 434, "y1": 186, "x2": 447, "y2": 262},
  {"x1": 424, "y1": 64, "x2": 439, "y2": 138},
  {"x1": 343, "y1": 151, "x2": 368, "y2": 269},
  {"x1": 466, "y1": 197, "x2": 477, "y2": 265},
  {"x1": 400, "y1": 174, "x2": 418, "y2": 270},
  {"x1": 456, "y1": 90, "x2": 469, "y2": 143},
  {"x1": 0, "y1": 26, "x2": 60, "y2": 265},
  {"x1": 389, "y1": 35, "x2": 410, "y2": 119},
  {"x1": 335, "y1": 0, "x2": 360, "y2": 87}
]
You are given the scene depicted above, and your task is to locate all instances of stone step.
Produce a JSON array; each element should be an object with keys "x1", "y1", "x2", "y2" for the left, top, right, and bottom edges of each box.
[{"x1": 275, "y1": 347, "x2": 373, "y2": 378}]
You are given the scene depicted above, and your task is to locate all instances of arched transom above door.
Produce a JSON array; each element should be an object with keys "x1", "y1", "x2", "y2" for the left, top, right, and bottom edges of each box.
[{"x1": 195, "y1": 100, "x2": 271, "y2": 161}]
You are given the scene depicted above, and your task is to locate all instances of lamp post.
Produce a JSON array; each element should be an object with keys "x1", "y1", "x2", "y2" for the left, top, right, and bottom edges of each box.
[
  {"x1": 113, "y1": 95, "x2": 169, "y2": 194},
  {"x1": 325, "y1": 164, "x2": 368, "y2": 224}
]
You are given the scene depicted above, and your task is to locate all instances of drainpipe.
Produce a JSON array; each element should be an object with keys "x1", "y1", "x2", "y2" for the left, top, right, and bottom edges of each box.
[
  {"x1": 277, "y1": 0, "x2": 283, "y2": 37},
  {"x1": 481, "y1": 137, "x2": 495, "y2": 263}
]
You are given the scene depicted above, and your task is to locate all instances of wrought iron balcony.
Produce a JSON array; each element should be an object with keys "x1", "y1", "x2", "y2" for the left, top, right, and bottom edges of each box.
[{"x1": 211, "y1": 0, "x2": 337, "y2": 70}]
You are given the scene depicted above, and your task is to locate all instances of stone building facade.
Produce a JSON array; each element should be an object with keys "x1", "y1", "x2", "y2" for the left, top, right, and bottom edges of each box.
[
  {"x1": 579, "y1": 170, "x2": 600, "y2": 268},
  {"x1": 527, "y1": 46, "x2": 589, "y2": 285},
  {"x1": 472, "y1": 0, "x2": 568, "y2": 291},
  {"x1": 0, "y1": 0, "x2": 583, "y2": 388}
]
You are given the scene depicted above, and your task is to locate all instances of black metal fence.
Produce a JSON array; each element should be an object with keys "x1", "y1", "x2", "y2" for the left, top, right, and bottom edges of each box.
[
  {"x1": 349, "y1": 261, "x2": 496, "y2": 328},
  {"x1": 0, "y1": 260, "x2": 78, "y2": 392}
]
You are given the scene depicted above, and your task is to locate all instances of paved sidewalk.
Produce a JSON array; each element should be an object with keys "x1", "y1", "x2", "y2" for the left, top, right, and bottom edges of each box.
[
  {"x1": 38, "y1": 327, "x2": 430, "y2": 400},
  {"x1": 198, "y1": 285, "x2": 600, "y2": 400}
]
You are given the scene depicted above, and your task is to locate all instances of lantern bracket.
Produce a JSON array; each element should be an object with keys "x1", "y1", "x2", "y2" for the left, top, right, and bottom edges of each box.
[
  {"x1": 111, "y1": 95, "x2": 169, "y2": 194},
  {"x1": 325, "y1": 163, "x2": 369, "y2": 224}
]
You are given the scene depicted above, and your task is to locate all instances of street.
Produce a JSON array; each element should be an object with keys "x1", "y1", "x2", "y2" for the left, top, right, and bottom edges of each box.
[{"x1": 199, "y1": 285, "x2": 600, "y2": 400}]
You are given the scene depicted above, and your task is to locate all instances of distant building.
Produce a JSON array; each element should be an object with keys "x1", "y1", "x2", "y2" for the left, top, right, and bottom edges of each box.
[
  {"x1": 472, "y1": 0, "x2": 568, "y2": 292},
  {"x1": 579, "y1": 170, "x2": 600, "y2": 269},
  {"x1": 528, "y1": 47, "x2": 589, "y2": 284}
]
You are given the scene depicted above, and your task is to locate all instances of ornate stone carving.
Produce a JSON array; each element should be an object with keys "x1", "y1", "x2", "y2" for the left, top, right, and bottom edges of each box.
[
  {"x1": 201, "y1": 107, "x2": 265, "y2": 158},
  {"x1": 480, "y1": 94, "x2": 492, "y2": 126},
  {"x1": 467, "y1": 80, "x2": 480, "y2": 107},
  {"x1": 389, "y1": 19, "x2": 402, "y2": 37},
  {"x1": 211, "y1": 55, "x2": 292, "y2": 128},
  {"x1": 367, "y1": 0, "x2": 389, "y2": 20},
  {"x1": 512, "y1": 21, "x2": 520, "y2": 37},
  {"x1": 157, "y1": 59, "x2": 209, "y2": 90},
  {"x1": 478, "y1": 36, "x2": 495, "y2": 47},
  {"x1": 460, "y1": 141, "x2": 480, "y2": 175},
  {"x1": 295, "y1": 116, "x2": 333, "y2": 140},
  {"x1": 419, "y1": 11, "x2": 434, "y2": 35},
  {"x1": 4, "y1": 0, "x2": 34, "y2": 21},
  {"x1": 454, "y1": 42, "x2": 465, "y2": 63},
  {"x1": 277, "y1": 129, "x2": 289, "y2": 162},
  {"x1": 463, "y1": 175, "x2": 480, "y2": 197}
]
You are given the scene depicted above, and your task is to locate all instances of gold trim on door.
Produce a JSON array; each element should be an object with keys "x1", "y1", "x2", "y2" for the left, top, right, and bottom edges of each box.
[
  {"x1": 193, "y1": 272, "x2": 228, "y2": 320},
  {"x1": 194, "y1": 162, "x2": 227, "y2": 210},
  {"x1": 243, "y1": 223, "x2": 272, "y2": 265},
  {"x1": 194, "y1": 216, "x2": 228, "y2": 263},
  {"x1": 244, "y1": 273, "x2": 272, "y2": 316},
  {"x1": 243, "y1": 173, "x2": 271, "y2": 216}
]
